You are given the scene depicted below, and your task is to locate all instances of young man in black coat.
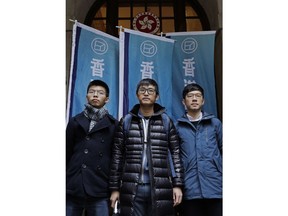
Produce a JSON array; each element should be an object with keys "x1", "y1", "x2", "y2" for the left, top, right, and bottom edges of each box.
[
  {"x1": 66, "y1": 80, "x2": 118, "y2": 216},
  {"x1": 109, "y1": 78, "x2": 183, "y2": 216}
]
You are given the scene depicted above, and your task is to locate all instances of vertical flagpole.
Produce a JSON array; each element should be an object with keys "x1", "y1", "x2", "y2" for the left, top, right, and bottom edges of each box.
[
  {"x1": 117, "y1": 26, "x2": 124, "y2": 119},
  {"x1": 66, "y1": 20, "x2": 78, "y2": 124}
]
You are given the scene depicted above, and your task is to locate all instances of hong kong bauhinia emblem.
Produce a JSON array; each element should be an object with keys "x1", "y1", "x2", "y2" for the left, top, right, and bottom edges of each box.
[{"x1": 133, "y1": 12, "x2": 160, "y2": 34}]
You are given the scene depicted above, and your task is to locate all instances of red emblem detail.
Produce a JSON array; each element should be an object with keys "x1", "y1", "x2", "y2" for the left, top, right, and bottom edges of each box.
[{"x1": 133, "y1": 12, "x2": 160, "y2": 34}]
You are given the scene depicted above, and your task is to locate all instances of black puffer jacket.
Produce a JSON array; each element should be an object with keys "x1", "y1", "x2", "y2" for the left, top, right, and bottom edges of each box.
[{"x1": 109, "y1": 104, "x2": 183, "y2": 216}]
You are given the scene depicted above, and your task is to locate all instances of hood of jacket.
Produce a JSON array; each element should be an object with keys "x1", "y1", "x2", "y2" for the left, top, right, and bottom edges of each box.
[{"x1": 129, "y1": 103, "x2": 166, "y2": 117}]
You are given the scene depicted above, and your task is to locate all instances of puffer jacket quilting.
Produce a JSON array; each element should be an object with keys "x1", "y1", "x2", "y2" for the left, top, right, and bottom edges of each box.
[{"x1": 109, "y1": 104, "x2": 183, "y2": 216}]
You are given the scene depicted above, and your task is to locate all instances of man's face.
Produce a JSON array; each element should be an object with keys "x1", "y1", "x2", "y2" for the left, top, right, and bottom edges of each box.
[
  {"x1": 86, "y1": 85, "x2": 109, "y2": 108},
  {"x1": 183, "y1": 90, "x2": 204, "y2": 112},
  {"x1": 137, "y1": 84, "x2": 158, "y2": 106}
]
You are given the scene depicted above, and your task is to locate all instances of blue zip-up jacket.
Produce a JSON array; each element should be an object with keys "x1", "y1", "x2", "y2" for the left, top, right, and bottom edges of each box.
[{"x1": 176, "y1": 112, "x2": 222, "y2": 199}]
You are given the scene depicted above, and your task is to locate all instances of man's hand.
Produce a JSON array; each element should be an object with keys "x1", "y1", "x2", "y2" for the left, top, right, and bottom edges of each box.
[
  {"x1": 110, "y1": 191, "x2": 120, "y2": 208},
  {"x1": 173, "y1": 187, "x2": 182, "y2": 206}
]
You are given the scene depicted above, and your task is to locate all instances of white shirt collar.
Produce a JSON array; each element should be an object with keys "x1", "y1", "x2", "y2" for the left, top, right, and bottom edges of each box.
[{"x1": 186, "y1": 112, "x2": 202, "y2": 122}]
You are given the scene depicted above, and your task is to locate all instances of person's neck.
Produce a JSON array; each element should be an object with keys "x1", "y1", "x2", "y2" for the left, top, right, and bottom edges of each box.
[
  {"x1": 139, "y1": 106, "x2": 154, "y2": 117},
  {"x1": 187, "y1": 110, "x2": 202, "y2": 120}
]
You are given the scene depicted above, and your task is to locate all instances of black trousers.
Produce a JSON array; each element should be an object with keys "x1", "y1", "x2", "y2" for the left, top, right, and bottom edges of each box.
[{"x1": 179, "y1": 199, "x2": 222, "y2": 216}]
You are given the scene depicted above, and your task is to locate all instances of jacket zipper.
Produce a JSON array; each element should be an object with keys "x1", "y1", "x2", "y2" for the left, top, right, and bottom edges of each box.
[{"x1": 140, "y1": 118, "x2": 149, "y2": 183}]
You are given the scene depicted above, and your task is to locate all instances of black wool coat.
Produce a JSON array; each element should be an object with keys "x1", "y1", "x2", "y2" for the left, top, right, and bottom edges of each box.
[{"x1": 66, "y1": 112, "x2": 118, "y2": 198}]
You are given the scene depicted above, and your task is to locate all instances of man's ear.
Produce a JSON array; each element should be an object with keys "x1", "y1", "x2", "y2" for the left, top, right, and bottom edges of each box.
[
  {"x1": 182, "y1": 99, "x2": 187, "y2": 110},
  {"x1": 182, "y1": 99, "x2": 185, "y2": 106},
  {"x1": 104, "y1": 97, "x2": 110, "y2": 104}
]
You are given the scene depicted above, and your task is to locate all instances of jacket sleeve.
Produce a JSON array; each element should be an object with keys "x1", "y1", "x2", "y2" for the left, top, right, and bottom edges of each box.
[
  {"x1": 216, "y1": 119, "x2": 223, "y2": 155},
  {"x1": 66, "y1": 118, "x2": 75, "y2": 168},
  {"x1": 109, "y1": 117, "x2": 125, "y2": 191},
  {"x1": 168, "y1": 120, "x2": 184, "y2": 187}
]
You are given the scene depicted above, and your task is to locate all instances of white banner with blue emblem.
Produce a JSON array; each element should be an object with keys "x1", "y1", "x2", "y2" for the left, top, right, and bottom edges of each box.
[
  {"x1": 67, "y1": 22, "x2": 119, "y2": 120},
  {"x1": 119, "y1": 28, "x2": 175, "y2": 117},
  {"x1": 166, "y1": 31, "x2": 217, "y2": 120}
]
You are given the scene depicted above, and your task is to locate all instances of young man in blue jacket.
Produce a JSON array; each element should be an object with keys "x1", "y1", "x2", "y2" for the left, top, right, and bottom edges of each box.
[
  {"x1": 176, "y1": 83, "x2": 222, "y2": 216},
  {"x1": 66, "y1": 80, "x2": 118, "y2": 216}
]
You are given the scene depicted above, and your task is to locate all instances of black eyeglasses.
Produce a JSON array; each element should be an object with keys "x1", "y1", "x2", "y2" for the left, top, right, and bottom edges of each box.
[{"x1": 138, "y1": 88, "x2": 156, "y2": 95}]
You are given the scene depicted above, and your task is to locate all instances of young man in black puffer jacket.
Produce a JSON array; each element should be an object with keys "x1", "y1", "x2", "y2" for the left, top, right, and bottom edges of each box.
[{"x1": 109, "y1": 78, "x2": 183, "y2": 216}]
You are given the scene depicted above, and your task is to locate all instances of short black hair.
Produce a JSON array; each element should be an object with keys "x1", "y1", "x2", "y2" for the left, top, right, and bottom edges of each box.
[
  {"x1": 136, "y1": 78, "x2": 159, "y2": 95},
  {"x1": 87, "y1": 80, "x2": 109, "y2": 97},
  {"x1": 182, "y1": 83, "x2": 204, "y2": 99}
]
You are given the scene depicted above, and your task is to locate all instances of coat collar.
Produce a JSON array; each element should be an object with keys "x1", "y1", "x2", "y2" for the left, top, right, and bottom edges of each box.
[
  {"x1": 178, "y1": 111, "x2": 215, "y2": 124},
  {"x1": 129, "y1": 103, "x2": 166, "y2": 117},
  {"x1": 75, "y1": 112, "x2": 114, "y2": 134}
]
